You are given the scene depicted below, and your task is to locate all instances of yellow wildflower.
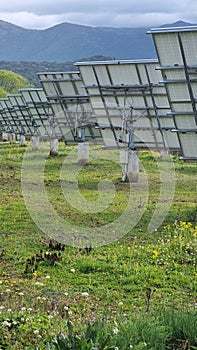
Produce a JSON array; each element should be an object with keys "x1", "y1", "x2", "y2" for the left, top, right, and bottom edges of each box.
[{"x1": 152, "y1": 250, "x2": 160, "y2": 258}]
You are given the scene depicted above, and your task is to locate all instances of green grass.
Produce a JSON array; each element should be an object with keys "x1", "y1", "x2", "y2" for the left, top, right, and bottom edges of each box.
[
  {"x1": 0, "y1": 141, "x2": 196, "y2": 349},
  {"x1": 47, "y1": 309, "x2": 197, "y2": 350}
]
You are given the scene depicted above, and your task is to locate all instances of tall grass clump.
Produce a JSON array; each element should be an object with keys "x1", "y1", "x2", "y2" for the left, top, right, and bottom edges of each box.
[{"x1": 47, "y1": 308, "x2": 197, "y2": 350}]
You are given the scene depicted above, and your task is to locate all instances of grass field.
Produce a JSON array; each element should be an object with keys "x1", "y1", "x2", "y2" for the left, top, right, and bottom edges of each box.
[{"x1": 0, "y1": 141, "x2": 196, "y2": 349}]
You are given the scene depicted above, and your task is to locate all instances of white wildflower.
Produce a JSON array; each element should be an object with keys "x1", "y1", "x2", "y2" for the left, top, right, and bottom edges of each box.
[
  {"x1": 2, "y1": 321, "x2": 11, "y2": 327},
  {"x1": 81, "y1": 292, "x2": 89, "y2": 297},
  {"x1": 113, "y1": 328, "x2": 119, "y2": 335},
  {"x1": 64, "y1": 306, "x2": 69, "y2": 311},
  {"x1": 35, "y1": 282, "x2": 44, "y2": 286},
  {"x1": 70, "y1": 268, "x2": 75, "y2": 273}
]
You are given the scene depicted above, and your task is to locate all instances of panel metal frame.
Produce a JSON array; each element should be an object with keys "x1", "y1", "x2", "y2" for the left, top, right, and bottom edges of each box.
[
  {"x1": 38, "y1": 71, "x2": 101, "y2": 143},
  {"x1": 75, "y1": 59, "x2": 180, "y2": 151},
  {"x1": 7, "y1": 94, "x2": 37, "y2": 136},
  {"x1": 19, "y1": 88, "x2": 53, "y2": 138},
  {"x1": 0, "y1": 98, "x2": 23, "y2": 134}
]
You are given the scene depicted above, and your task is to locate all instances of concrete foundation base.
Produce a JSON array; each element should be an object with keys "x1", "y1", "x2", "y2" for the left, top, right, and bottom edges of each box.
[
  {"x1": 2, "y1": 132, "x2": 8, "y2": 141},
  {"x1": 31, "y1": 135, "x2": 39, "y2": 151},
  {"x1": 50, "y1": 138, "x2": 58, "y2": 156},
  {"x1": 78, "y1": 142, "x2": 89, "y2": 166},
  {"x1": 19, "y1": 135, "x2": 26, "y2": 147},
  {"x1": 120, "y1": 149, "x2": 139, "y2": 183}
]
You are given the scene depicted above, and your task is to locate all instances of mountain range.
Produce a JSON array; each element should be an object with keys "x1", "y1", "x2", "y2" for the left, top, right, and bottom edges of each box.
[{"x1": 0, "y1": 19, "x2": 194, "y2": 62}]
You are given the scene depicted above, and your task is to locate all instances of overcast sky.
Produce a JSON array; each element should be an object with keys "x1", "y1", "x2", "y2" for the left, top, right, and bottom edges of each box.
[{"x1": 0, "y1": 0, "x2": 197, "y2": 30}]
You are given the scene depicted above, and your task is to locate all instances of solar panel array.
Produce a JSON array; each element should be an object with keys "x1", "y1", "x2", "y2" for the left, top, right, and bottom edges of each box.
[
  {"x1": 19, "y1": 88, "x2": 52, "y2": 138},
  {"x1": 75, "y1": 59, "x2": 180, "y2": 151},
  {"x1": 0, "y1": 64, "x2": 180, "y2": 154},
  {"x1": 7, "y1": 94, "x2": 35, "y2": 136},
  {"x1": 38, "y1": 71, "x2": 101, "y2": 144},
  {"x1": 148, "y1": 26, "x2": 197, "y2": 161},
  {"x1": 0, "y1": 26, "x2": 196, "y2": 161},
  {"x1": 0, "y1": 90, "x2": 52, "y2": 138},
  {"x1": 0, "y1": 98, "x2": 19, "y2": 135}
]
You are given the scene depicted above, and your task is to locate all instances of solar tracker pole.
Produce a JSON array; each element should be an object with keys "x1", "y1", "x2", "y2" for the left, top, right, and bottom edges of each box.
[
  {"x1": 128, "y1": 129, "x2": 134, "y2": 149},
  {"x1": 9, "y1": 133, "x2": 16, "y2": 143},
  {"x1": 128, "y1": 129, "x2": 139, "y2": 182},
  {"x1": 81, "y1": 127, "x2": 86, "y2": 142},
  {"x1": 120, "y1": 130, "x2": 139, "y2": 182},
  {"x1": 49, "y1": 123, "x2": 58, "y2": 156}
]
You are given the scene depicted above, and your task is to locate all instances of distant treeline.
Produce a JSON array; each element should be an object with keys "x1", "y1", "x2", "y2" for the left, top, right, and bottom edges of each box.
[
  {"x1": 0, "y1": 56, "x2": 115, "y2": 87},
  {"x1": 0, "y1": 61, "x2": 76, "y2": 87}
]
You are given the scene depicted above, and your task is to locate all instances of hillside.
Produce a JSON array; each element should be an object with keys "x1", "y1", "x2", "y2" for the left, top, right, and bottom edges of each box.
[
  {"x1": 0, "y1": 19, "x2": 158, "y2": 62},
  {"x1": 0, "y1": 20, "x2": 194, "y2": 63},
  {"x1": 0, "y1": 20, "x2": 195, "y2": 86}
]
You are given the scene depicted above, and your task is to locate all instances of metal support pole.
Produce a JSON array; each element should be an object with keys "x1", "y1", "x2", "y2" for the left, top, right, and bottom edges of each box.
[
  {"x1": 9, "y1": 133, "x2": 16, "y2": 143},
  {"x1": 128, "y1": 129, "x2": 135, "y2": 150},
  {"x1": 81, "y1": 127, "x2": 86, "y2": 142}
]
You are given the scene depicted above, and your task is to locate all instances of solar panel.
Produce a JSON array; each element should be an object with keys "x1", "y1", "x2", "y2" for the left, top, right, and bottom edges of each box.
[
  {"x1": 74, "y1": 59, "x2": 180, "y2": 152},
  {"x1": 7, "y1": 94, "x2": 36, "y2": 136},
  {"x1": 37, "y1": 71, "x2": 101, "y2": 144},
  {"x1": 19, "y1": 88, "x2": 53, "y2": 138},
  {"x1": 0, "y1": 99, "x2": 11, "y2": 133},
  {"x1": 0, "y1": 98, "x2": 22, "y2": 135},
  {"x1": 148, "y1": 26, "x2": 197, "y2": 161}
]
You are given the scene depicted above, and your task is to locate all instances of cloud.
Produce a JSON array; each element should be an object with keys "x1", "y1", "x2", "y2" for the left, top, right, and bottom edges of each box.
[
  {"x1": 0, "y1": 0, "x2": 196, "y2": 29},
  {"x1": 0, "y1": 12, "x2": 63, "y2": 29}
]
